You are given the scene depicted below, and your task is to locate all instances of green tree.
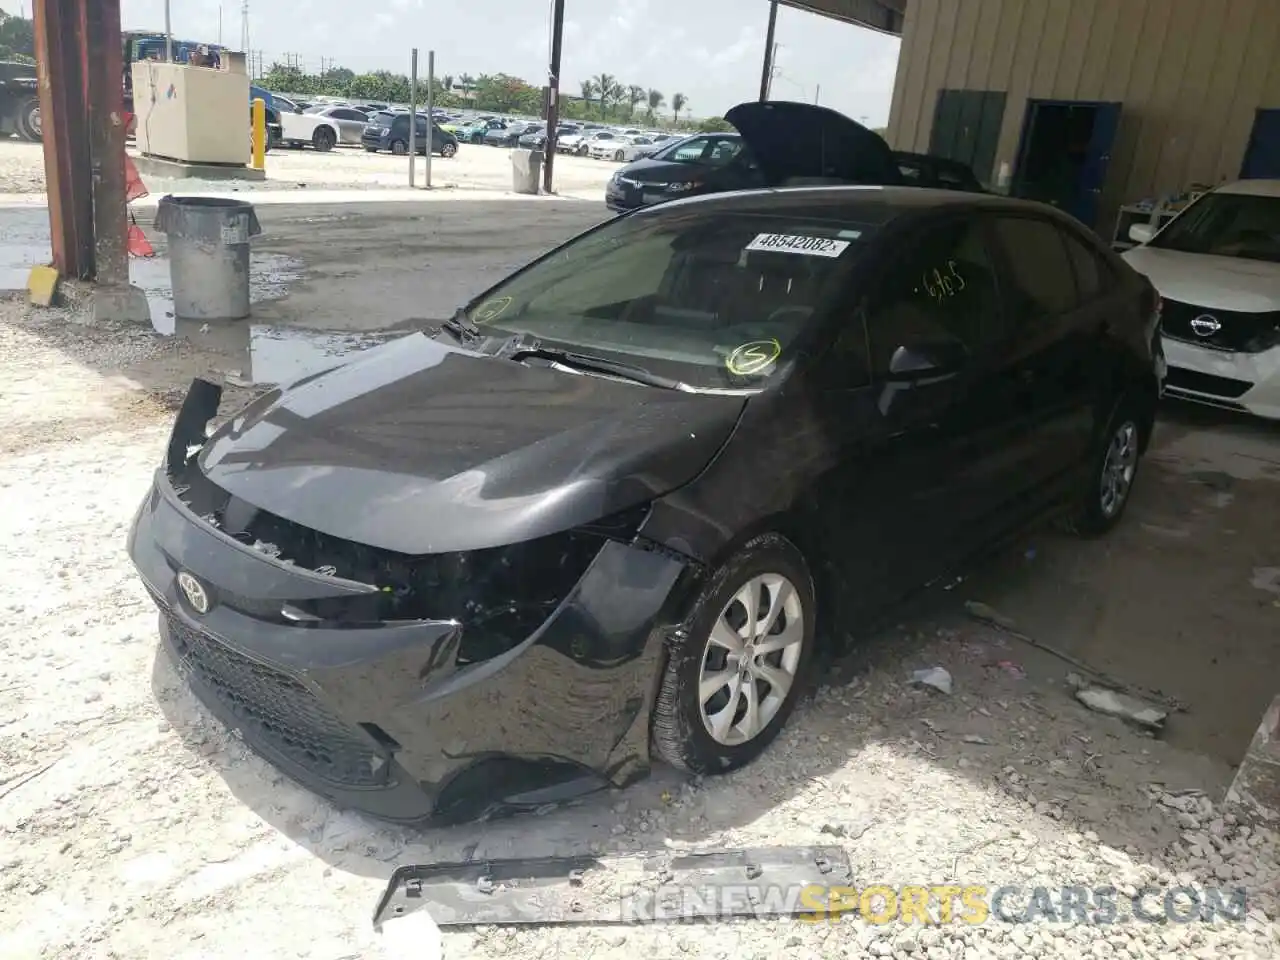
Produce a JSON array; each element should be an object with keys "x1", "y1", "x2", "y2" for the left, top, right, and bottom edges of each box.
[
  {"x1": 646, "y1": 89, "x2": 664, "y2": 123},
  {"x1": 579, "y1": 79, "x2": 599, "y2": 116},
  {"x1": 593, "y1": 73, "x2": 617, "y2": 118},
  {"x1": 625, "y1": 84, "x2": 645, "y2": 119},
  {"x1": 0, "y1": 12, "x2": 34, "y2": 62},
  {"x1": 671, "y1": 92, "x2": 688, "y2": 124},
  {"x1": 697, "y1": 116, "x2": 734, "y2": 133}
]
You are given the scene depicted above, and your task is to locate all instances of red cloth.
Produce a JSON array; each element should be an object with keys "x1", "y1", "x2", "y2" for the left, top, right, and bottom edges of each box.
[{"x1": 127, "y1": 222, "x2": 154, "y2": 257}]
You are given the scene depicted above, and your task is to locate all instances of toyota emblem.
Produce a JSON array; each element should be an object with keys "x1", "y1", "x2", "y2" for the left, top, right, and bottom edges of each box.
[
  {"x1": 177, "y1": 571, "x2": 210, "y2": 614},
  {"x1": 1190, "y1": 314, "x2": 1221, "y2": 337}
]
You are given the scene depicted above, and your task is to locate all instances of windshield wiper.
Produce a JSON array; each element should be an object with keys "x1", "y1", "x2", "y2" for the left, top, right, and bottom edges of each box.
[
  {"x1": 506, "y1": 345, "x2": 694, "y2": 392},
  {"x1": 440, "y1": 307, "x2": 484, "y2": 344}
]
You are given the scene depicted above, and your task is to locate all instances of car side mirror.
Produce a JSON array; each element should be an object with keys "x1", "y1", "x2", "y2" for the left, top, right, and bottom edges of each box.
[
  {"x1": 1128, "y1": 223, "x2": 1156, "y2": 244},
  {"x1": 887, "y1": 341, "x2": 966, "y2": 381}
]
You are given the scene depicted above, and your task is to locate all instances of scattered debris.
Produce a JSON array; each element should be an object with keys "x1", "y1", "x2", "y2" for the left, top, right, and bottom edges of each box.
[
  {"x1": 995, "y1": 660, "x2": 1026, "y2": 679},
  {"x1": 965, "y1": 600, "x2": 1187, "y2": 712},
  {"x1": 0, "y1": 757, "x2": 59, "y2": 801},
  {"x1": 1074, "y1": 686, "x2": 1167, "y2": 732},
  {"x1": 1250, "y1": 567, "x2": 1280, "y2": 595},
  {"x1": 910, "y1": 666, "x2": 953, "y2": 695},
  {"x1": 961, "y1": 734, "x2": 990, "y2": 745}
]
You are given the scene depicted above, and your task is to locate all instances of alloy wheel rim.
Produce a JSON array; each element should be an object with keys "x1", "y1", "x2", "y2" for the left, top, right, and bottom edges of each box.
[
  {"x1": 698, "y1": 573, "x2": 805, "y2": 746},
  {"x1": 29, "y1": 106, "x2": 41, "y2": 136},
  {"x1": 1100, "y1": 420, "x2": 1138, "y2": 517}
]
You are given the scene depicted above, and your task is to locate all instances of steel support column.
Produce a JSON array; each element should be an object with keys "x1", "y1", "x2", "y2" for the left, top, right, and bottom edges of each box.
[
  {"x1": 542, "y1": 0, "x2": 565, "y2": 194},
  {"x1": 33, "y1": 0, "x2": 94, "y2": 278},
  {"x1": 759, "y1": 0, "x2": 779, "y2": 102},
  {"x1": 86, "y1": 0, "x2": 128, "y2": 285}
]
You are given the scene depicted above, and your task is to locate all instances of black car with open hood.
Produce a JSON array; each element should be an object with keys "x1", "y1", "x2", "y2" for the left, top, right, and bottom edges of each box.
[
  {"x1": 605, "y1": 100, "x2": 904, "y2": 212},
  {"x1": 128, "y1": 182, "x2": 1161, "y2": 826}
]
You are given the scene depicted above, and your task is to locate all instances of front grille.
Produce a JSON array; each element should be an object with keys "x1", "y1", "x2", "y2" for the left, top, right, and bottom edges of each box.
[
  {"x1": 1165, "y1": 366, "x2": 1253, "y2": 398},
  {"x1": 164, "y1": 613, "x2": 388, "y2": 787},
  {"x1": 1161, "y1": 298, "x2": 1280, "y2": 353}
]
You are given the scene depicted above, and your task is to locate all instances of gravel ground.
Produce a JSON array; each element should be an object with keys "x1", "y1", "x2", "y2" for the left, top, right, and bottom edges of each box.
[
  {"x1": 0, "y1": 294, "x2": 1277, "y2": 959},
  {"x1": 0, "y1": 138, "x2": 616, "y2": 201}
]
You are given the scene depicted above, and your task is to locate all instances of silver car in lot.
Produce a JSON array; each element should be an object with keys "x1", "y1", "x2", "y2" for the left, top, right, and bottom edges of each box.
[{"x1": 304, "y1": 105, "x2": 373, "y2": 145}]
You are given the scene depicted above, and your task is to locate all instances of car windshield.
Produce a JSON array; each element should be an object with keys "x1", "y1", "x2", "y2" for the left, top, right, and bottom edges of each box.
[
  {"x1": 462, "y1": 209, "x2": 872, "y2": 391},
  {"x1": 1151, "y1": 192, "x2": 1280, "y2": 263},
  {"x1": 372, "y1": 111, "x2": 396, "y2": 126}
]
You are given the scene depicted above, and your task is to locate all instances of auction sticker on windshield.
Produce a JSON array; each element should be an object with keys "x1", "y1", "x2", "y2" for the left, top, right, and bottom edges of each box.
[
  {"x1": 474, "y1": 296, "x2": 513, "y2": 323},
  {"x1": 745, "y1": 234, "x2": 850, "y2": 257},
  {"x1": 726, "y1": 339, "x2": 782, "y2": 376}
]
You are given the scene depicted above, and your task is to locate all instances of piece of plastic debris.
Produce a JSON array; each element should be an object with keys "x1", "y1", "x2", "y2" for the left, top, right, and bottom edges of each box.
[
  {"x1": 1075, "y1": 686, "x2": 1167, "y2": 731},
  {"x1": 199, "y1": 323, "x2": 210, "y2": 333},
  {"x1": 568, "y1": 869, "x2": 584, "y2": 886},
  {"x1": 27, "y1": 265, "x2": 59, "y2": 307},
  {"x1": 1065, "y1": 672, "x2": 1087, "y2": 690},
  {"x1": 475, "y1": 876, "x2": 495, "y2": 895},
  {"x1": 997, "y1": 660, "x2": 1026, "y2": 679},
  {"x1": 745, "y1": 863, "x2": 763, "y2": 880},
  {"x1": 910, "y1": 667, "x2": 953, "y2": 695},
  {"x1": 962, "y1": 734, "x2": 990, "y2": 745},
  {"x1": 660, "y1": 790, "x2": 673, "y2": 804},
  {"x1": 224, "y1": 374, "x2": 254, "y2": 388},
  {"x1": 377, "y1": 906, "x2": 442, "y2": 959}
]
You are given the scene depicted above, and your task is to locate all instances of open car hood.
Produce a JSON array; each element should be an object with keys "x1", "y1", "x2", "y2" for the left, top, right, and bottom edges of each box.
[{"x1": 725, "y1": 100, "x2": 903, "y2": 187}]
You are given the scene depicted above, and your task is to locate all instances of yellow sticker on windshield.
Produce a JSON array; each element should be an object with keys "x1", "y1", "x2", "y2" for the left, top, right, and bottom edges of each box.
[
  {"x1": 473, "y1": 296, "x2": 513, "y2": 323},
  {"x1": 726, "y1": 339, "x2": 781, "y2": 376}
]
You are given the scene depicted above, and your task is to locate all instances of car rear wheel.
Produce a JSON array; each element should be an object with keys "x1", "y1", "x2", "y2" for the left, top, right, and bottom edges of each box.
[
  {"x1": 440, "y1": 142, "x2": 457, "y2": 158},
  {"x1": 1062, "y1": 396, "x2": 1144, "y2": 536},
  {"x1": 391, "y1": 139, "x2": 408, "y2": 156},
  {"x1": 312, "y1": 126, "x2": 336, "y2": 152},
  {"x1": 17, "y1": 97, "x2": 41, "y2": 142},
  {"x1": 651, "y1": 533, "x2": 816, "y2": 774},
  {"x1": 577, "y1": 144, "x2": 589, "y2": 156}
]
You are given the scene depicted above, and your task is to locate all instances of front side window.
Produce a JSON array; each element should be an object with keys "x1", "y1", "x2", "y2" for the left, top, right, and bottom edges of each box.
[
  {"x1": 659, "y1": 136, "x2": 710, "y2": 163},
  {"x1": 864, "y1": 217, "x2": 1001, "y2": 377},
  {"x1": 990, "y1": 217, "x2": 1078, "y2": 317},
  {"x1": 463, "y1": 211, "x2": 874, "y2": 391},
  {"x1": 1150, "y1": 192, "x2": 1280, "y2": 263}
]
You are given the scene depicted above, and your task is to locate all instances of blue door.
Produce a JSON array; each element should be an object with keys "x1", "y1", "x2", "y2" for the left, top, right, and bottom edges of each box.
[
  {"x1": 1072, "y1": 101, "x2": 1121, "y2": 228},
  {"x1": 1241, "y1": 109, "x2": 1280, "y2": 179}
]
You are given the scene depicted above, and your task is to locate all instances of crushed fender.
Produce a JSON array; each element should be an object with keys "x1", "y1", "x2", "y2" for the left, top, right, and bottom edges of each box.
[{"x1": 373, "y1": 845, "x2": 852, "y2": 928}]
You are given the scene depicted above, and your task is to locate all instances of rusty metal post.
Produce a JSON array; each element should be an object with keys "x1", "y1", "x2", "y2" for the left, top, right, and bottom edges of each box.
[
  {"x1": 33, "y1": 0, "x2": 94, "y2": 278},
  {"x1": 86, "y1": 0, "x2": 128, "y2": 285}
]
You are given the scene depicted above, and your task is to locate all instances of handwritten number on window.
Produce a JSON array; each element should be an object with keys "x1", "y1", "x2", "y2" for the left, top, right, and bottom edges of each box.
[{"x1": 922, "y1": 260, "x2": 966, "y2": 303}]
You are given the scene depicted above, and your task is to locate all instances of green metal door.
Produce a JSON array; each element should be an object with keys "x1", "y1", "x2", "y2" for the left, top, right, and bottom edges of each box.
[{"x1": 929, "y1": 89, "x2": 1007, "y2": 186}]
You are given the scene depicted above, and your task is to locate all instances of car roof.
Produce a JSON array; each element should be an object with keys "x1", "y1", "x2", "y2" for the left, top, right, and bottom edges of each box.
[
  {"x1": 638, "y1": 184, "x2": 1070, "y2": 225},
  {"x1": 1216, "y1": 179, "x2": 1280, "y2": 198}
]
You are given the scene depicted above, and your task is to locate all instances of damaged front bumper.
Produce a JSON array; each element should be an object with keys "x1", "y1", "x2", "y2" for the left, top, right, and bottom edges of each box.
[{"x1": 127, "y1": 385, "x2": 694, "y2": 824}]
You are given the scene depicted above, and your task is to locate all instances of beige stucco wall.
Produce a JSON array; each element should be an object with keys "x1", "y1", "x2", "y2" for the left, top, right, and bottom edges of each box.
[{"x1": 886, "y1": 0, "x2": 1280, "y2": 230}]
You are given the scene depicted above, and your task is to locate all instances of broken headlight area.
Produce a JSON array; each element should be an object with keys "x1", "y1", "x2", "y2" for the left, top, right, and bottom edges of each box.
[{"x1": 168, "y1": 462, "x2": 652, "y2": 661}]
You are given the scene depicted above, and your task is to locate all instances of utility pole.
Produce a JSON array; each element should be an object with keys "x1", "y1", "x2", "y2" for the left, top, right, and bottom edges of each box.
[
  {"x1": 241, "y1": 0, "x2": 250, "y2": 54},
  {"x1": 759, "y1": 0, "x2": 778, "y2": 102},
  {"x1": 814, "y1": 83, "x2": 820, "y2": 105},
  {"x1": 543, "y1": 0, "x2": 565, "y2": 194},
  {"x1": 425, "y1": 49, "x2": 434, "y2": 188},
  {"x1": 219, "y1": 5, "x2": 223, "y2": 45},
  {"x1": 408, "y1": 48, "x2": 417, "y2": 187},
  {"x1": 164, "y1": 0, "x2": 172, "y2": 61}
]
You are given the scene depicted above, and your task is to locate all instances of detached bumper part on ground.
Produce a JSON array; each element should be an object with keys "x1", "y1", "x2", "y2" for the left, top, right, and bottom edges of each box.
[{"x1": 127, "y1": 381, "x2": 692, "y2": 823}]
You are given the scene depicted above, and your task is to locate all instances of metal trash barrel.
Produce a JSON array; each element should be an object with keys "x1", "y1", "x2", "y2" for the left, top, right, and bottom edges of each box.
[
  {"x1": 511, "y1": 149, "x2": 543, "y2": 195},
  {"x1": 154, "y1": 196, "x2": 261, "y2": 321}
]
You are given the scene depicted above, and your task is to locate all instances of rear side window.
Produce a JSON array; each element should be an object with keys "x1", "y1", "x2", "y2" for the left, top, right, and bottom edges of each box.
[
  {"x1": 991, "y1": 217, "x2": 1077, "y2": 317},
  {"x1": 864, "y1": 216, "x2": 1002, "y2": 376},
  {"x1": 1060, "y1": 228, "x2": 1112, "y2": 303}
]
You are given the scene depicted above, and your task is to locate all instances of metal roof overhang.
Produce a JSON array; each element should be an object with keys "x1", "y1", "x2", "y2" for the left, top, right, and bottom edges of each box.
[{"x1": 777, "y1": 0, "x2": 906, "y2": 36}]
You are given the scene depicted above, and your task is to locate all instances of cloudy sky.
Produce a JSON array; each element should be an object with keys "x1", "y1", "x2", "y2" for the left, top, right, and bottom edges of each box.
[{"x1": 1, "y1": 0, "x2": 901, "y2": 124}]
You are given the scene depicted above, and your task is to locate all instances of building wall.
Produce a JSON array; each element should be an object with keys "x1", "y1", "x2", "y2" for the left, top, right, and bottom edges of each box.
[{"x1": 886, "y1": 0, "x2": 1280, "y2": 229}]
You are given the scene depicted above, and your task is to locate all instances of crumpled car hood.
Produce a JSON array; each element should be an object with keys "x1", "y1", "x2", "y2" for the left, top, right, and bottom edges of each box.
[{"x1": 197, "y1": 333, "x2": 746, "y2": 554}]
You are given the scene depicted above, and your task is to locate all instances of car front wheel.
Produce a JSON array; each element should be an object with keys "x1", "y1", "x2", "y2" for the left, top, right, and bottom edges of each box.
[
  {"x1": 440, "y1": 142, "x2": 457, "y2": 158},
  {"x1": 390, "y1": 139, "x2": 408, "y2": 156},
  {"x1": 312, "y1": 126, "x2": 336, "y2": 152},
  {"x1": 651, "y1": 533, "x2": 816, "y2": 774},
  {"x1": 1063, "y1": 396, "x2": 1145, "y2": 536}
]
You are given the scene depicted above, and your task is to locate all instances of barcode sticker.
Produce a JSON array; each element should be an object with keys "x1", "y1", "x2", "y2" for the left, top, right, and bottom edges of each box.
[{"x1": 745, "y1": 233, "x2": 850, "y2": 257}]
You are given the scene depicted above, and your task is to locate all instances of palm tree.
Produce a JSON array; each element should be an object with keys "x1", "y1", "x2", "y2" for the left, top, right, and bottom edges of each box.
[
  {"x1": 626, "y1": 84, "x2": 646, "y2": 120},
  {"x1": 594, "y1": 73, "x2": 617, "y2": 118},
  {"x1": 646, "y1": 89, "x2": 664, "y2": 124},
  {"x1": 672, "y1": 92, "x2": 688, "y2": 124},
  {"x1": 442, "y1": 75, "x2": 454, "y2": 93},
  {"x1": 579, "y1": 79, "x2": 599, "y2": 117}
]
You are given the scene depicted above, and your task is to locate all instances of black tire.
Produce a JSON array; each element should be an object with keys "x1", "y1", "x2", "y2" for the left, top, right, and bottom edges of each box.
[
  {"x1": 16, "y1": 97, "x2": 41, "y2": 142},
  {"x1": 440, "y1": 142, "x2": 457, "y2": 158},
  {"x1": 614, "y1": 149, "x2": 625, "y2": 161},
  {"x1": 470, "y1": 133, "x2": 483, "y2": 144},
  {"x1": 1061, "y1": 395, "x2": 1145, "y2": 537},
  {"x1": 312, "y1": 126, "x2": 336, "y2": 152},
  {"x1": 390, "y1": 139, "x2": 408, "y2": 156},
  {"x1": 364, "y1": 146, "x2": 378, "y2": 153},
  {"x1": 651, "y1": 533, "x2": 817, "y2": 775},
  {"x1": 577, "y1": 144, "x2": 589, "y2": 156}
]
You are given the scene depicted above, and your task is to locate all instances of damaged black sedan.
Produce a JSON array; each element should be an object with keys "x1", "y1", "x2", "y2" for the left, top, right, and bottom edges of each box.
[{"x1": 129, "y1": 185, "x2": 1163, "y2": 825}]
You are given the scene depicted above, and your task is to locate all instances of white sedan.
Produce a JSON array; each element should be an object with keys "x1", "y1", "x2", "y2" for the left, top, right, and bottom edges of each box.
[
  {"x1": 589, "y1": 135, "x2": 659, "y2": 162},
  {"x1": 1122, "y1": 179, "x2": 1280, "y2": 420}
]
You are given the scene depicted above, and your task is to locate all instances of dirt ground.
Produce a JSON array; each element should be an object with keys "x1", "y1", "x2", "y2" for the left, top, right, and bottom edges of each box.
[
  {"x1": 0, "y1": 137, "x2": 616, "y2": 201},
  {"x1": 0, "y1": 292, "x2": 1277, "y2": 960}
]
